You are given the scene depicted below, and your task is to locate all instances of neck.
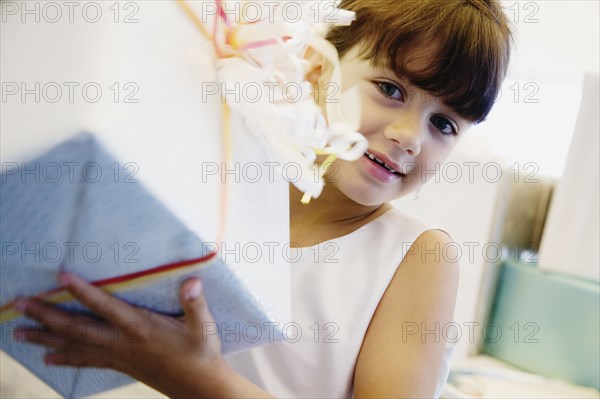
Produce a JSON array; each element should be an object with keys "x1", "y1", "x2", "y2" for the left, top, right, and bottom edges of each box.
[{"x1": 289, "y1": 183, "x2": 390, "y2": 234}]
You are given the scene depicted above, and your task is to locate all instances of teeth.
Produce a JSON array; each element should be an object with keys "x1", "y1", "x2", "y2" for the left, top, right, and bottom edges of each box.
[{"x1": 365, "y1": 151, "x2": 401, "y2": 175}]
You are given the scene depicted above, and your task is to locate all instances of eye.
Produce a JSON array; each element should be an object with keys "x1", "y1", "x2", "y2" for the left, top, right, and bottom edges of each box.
[
  {"x1": 431, "y1": 115, "x2": 458, "y2": 136},
  {"x1": 376, "y1": 81, "x2": 404, "y2": 101}
]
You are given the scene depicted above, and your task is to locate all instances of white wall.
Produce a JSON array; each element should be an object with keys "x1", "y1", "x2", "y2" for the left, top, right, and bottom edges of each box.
[{"x1": 472, "y1": 1, "x2": 599, "y2": 179}]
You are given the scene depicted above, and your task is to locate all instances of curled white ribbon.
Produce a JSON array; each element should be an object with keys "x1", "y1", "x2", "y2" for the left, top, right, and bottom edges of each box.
[{"x1": 210, "y1": 0, "x2": 368, "y2": 200}]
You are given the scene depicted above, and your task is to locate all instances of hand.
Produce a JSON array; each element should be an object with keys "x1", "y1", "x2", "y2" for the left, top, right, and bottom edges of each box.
[{"x1": 13, "y1": 273, "x2": 226, "y2": 391}]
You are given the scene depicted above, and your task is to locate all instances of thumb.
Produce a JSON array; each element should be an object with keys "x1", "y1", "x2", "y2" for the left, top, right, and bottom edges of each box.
[{"x1": 179, "y1": 278, "x2": 214, "y2": 333}]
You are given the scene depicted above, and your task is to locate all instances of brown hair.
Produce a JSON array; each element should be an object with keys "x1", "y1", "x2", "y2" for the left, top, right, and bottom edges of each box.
[{"x1": 326, "y1": 0, "x2": 513, "y2": 123}]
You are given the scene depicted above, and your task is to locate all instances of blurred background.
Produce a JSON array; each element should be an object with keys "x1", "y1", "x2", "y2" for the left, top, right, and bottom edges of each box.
[{"x1": 1, "y1": 0, "x2": 599, "y2": 398}]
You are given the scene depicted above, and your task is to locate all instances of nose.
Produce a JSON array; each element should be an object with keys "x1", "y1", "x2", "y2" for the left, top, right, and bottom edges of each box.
[{"x1": 383, "y1": 116, "x2": 422, "y2": 157}]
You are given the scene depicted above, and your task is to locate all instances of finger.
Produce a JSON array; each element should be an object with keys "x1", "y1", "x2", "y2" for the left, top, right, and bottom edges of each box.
[
  {"x1": 14, "y1": 298, "x2": 109, "y2": 343},
  {"x1": 15, "y1": 328, "x2": 68, "y2": 349},
  {"x1": 58, "y1": 272, "x2": 142, "y2": 327},
  {"x1": 44, "y1": 346, "x2": 114, "y2": 369},
  {"x1": 179, "y1": 278, "x2": 215, "y2": 334}
]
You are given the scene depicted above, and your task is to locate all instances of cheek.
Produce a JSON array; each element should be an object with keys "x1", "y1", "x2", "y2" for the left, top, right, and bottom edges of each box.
[
  {"x1": 357, "y1": 96, "x2": 387, "y2": 137},
  {"x1": 415, "y1": 141, "x2": 458, "y2": 176}
]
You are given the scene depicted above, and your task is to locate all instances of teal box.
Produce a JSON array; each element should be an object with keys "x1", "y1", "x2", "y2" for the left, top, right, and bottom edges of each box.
[{"x1": 484, "y1": 260, "x2": 600, "y2": 389}]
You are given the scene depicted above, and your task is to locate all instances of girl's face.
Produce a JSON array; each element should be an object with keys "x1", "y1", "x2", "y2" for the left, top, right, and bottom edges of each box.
[{"x1": 323, "y1": 47, "x2": 473, "y2": 206}]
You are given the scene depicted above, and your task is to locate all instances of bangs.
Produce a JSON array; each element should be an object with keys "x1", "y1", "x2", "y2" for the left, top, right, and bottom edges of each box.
[{"x1": 327, "y1": 0, "x2": 513, "y2": 123}]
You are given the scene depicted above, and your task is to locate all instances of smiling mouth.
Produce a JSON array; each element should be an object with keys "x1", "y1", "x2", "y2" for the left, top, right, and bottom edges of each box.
[{"x1": 364, "y1": 151, "x2": 403, "y2": 176}]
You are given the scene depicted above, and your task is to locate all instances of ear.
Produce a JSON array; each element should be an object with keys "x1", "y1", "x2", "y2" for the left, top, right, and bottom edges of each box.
[{"x1": 303, "y1": 46, "x2": 325, "y2": 86}]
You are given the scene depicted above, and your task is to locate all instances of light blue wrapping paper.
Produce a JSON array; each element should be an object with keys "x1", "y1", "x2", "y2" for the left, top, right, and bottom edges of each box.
[{"x1": 0, "y1": 133, "x2": 288, "y2": 398}]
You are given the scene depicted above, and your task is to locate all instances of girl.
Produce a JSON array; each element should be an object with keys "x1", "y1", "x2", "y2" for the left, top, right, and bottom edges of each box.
[{"x1": 13, "y1": 0, "x2": 512, "y2": 397}]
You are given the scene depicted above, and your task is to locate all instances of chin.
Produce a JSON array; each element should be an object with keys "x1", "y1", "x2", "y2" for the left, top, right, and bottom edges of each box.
[
  {"x1": 338, "y1": 178, "x2": 423, "y2": 207},
  {"x1": 349, "y1": 195, "x2": 386, "y2": 207},
  {"x1": 334, "y1": 183, "x2": 395, "y2": 207}
]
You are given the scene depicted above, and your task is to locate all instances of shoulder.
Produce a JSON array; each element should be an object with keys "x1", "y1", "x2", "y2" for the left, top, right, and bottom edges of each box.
[
  {"x1": 405, "y1": 228, "x2": 461, "y2": 269},
  {"x1": 373, "y1": 207, "x2": 460, "y2": 275},
  {"x1": 353, "y1": 228, "x2": 459, "y2": 398}
]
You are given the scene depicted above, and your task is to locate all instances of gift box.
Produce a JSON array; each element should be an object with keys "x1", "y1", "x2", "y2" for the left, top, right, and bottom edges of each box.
[
  {"x1": 2, "y1": 132, "x2": 293, "y2": 396},
  {"x1": 1, "y1": 1, "x2": 291, "y2": 397}
]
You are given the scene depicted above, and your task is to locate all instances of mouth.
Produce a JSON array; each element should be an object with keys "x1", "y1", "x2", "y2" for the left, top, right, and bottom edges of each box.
[{"x1": 363, "y1": 150, "x2": 404, "y2": 176}]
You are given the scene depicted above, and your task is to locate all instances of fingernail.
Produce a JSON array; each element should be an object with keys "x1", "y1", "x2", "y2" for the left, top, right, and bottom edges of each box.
[
  {"x1": 13, "y1": 300, "x2": 27, "y2": 313},
  {"x1": 57, "y1": 272, "x2": 70, "y2": 287},
  {"x1": 185, "y1": 281, "x2": 202, "y2": 300}
]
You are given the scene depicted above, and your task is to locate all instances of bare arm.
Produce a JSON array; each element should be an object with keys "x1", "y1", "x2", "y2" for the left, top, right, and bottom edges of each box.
[
  {"x1": 15, "y1": 274, "x2": 274, "y2": 399},
  {"x1": 353, "y1": 229, "x2": 460, "y2": 398}
]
